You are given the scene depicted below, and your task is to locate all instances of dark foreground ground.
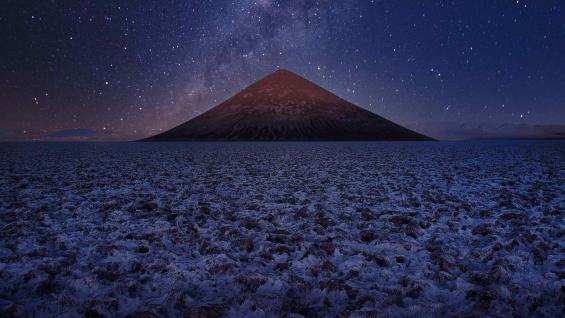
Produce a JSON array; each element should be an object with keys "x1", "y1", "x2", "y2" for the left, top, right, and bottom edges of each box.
[{"x1": 0, "y1": 141, "x2": 564, "y2": 317}]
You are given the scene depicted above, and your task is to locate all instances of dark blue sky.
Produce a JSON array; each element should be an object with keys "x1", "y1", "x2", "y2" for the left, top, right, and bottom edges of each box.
[{"x1": 1, "y1": 1, "x2": 564, "y2": 140}]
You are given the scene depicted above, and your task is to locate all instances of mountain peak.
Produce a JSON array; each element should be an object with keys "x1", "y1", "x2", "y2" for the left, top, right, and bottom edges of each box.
[
  {"x1": 143, "y1": 70, "x2": 433, "y2": 141},
  {"x1": 237, "y1": 69, "x2": 335, "y2": 105},
  {"x1": 266, "y1": 68, "x2": 309, "y2": 81},
  {"x1": 272, "y1": 68, "x2": 294, "y2": 75},
  {"x1": 254, "y1": 68, "x2": 311, "y2": 85}
]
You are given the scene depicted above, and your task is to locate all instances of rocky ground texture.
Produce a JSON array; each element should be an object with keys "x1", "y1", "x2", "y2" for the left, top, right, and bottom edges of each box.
[{"x1": 0, "y1": 141, "x2": 564, "y2": 317}]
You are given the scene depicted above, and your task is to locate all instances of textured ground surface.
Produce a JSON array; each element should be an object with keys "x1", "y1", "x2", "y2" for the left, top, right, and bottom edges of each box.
[{"x1": 0, "y1": 141, "x2": 564, "y2": 317}]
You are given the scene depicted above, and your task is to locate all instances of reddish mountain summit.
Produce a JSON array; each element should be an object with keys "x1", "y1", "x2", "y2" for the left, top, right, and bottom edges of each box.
[{"x1": 144, "y1": 69, "x2": 432, "y2": 141}]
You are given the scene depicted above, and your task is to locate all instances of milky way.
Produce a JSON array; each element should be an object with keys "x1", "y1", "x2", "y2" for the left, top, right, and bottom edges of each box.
[{"x1": 1, "y1": 1, "x2": 564, "y2": 140}]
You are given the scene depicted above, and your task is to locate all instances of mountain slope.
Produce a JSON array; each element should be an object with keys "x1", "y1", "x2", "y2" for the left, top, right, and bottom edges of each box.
[{"x1": 144, "y1": 69, "x2": 433, "y2": 141}]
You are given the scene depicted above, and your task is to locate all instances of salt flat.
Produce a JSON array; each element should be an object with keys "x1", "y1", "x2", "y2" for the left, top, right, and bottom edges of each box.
[{"x1": 0, "y1": 141, "x2": 564, "y2": 317}]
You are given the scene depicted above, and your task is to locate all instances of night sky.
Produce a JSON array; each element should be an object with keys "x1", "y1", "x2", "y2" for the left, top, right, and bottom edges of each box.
[{"x1": 1, "y1": 1, "x2": 565, "y2": 140}]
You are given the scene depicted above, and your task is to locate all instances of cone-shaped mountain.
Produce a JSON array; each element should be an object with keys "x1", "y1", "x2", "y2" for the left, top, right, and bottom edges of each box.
[{"x1": 144, "y1": 69, "x2": 433, "y2": 141}]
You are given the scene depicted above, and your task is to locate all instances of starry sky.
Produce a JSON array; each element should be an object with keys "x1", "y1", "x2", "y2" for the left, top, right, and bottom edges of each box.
[{"x1": 1, "y1": 0, "x2": 565, "y2": 140}]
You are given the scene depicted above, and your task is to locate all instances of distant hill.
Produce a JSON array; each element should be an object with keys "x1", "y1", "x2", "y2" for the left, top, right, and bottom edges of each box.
[
  {"x1": 409, "y1": 122, "x2": 565, "y2": 141},
  {"x1": 143, "y1": 69, "x2": 432, "y2": 141}
]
